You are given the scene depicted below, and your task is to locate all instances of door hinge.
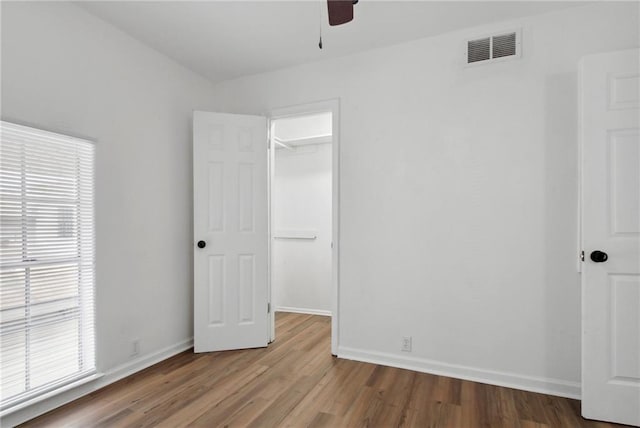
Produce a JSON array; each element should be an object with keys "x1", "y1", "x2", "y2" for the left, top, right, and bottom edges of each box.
[
  {"x1": 580, "y1": 250, "x2": 585, "y2": 262},
  {"x1": 267, "y1": 302, "x2": 271, "y2": 313}
]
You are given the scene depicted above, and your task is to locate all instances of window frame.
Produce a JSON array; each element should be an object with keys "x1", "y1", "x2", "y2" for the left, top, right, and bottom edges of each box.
[{"x1": 0, "y1": 121, "x2": 97, "y2": 414}]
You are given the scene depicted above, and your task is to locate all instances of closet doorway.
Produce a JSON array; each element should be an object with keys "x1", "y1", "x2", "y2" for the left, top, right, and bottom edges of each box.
[{"x1": 268, "y1": 100, "x2": 339, "y2": 355}]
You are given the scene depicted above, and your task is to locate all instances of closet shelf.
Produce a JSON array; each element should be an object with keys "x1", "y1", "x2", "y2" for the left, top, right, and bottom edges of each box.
[{"x1": 273, "y1": 230, "x2": 317, "y2": 240}]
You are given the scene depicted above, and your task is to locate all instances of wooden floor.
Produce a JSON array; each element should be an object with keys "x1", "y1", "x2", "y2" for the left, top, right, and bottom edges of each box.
[{"x1": 22, "y1": 312, "x2": 629, "y2": 428}]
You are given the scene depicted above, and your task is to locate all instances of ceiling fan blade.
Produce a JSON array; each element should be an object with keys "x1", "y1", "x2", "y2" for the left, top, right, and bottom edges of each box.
[{"x1": 327, "y1": 0, "x2": 353, "y2": 26}]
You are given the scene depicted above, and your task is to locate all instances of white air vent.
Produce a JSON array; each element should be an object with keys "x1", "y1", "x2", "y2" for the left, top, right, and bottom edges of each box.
[{"x1": 466, "y1": 30, "x2": 520, "y2": 65}]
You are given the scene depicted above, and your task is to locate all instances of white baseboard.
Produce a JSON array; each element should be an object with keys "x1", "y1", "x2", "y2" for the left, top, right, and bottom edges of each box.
[
  {"x1": 338, "y1": 346, "x2": 581, "y2": 400},
  {"x1": 275, "y1": 306, "x2": 332, "y2": 317},
  {"x1": 2, "y1": 338, "x2": 193, "y2": 427},
  {"x1": 101, "y1": 337, "x2": 193, "y2": 385}
]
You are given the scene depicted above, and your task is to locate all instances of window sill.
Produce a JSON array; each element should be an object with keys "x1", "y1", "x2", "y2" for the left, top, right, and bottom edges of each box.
[{"x1": 0, "y1": 372, "x2": 104, "y2": 418}]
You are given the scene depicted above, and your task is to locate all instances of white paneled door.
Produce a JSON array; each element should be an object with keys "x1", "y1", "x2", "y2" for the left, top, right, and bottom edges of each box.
[
  {"x1": 581, "y1": 49, "x2": 640, "y2": 426},
  {"x1": 193, "y1": 112, "x2": 269, "y2": 352}
]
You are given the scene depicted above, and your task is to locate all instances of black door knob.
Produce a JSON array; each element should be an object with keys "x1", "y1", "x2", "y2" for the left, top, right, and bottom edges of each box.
[
  {"x1": 197, "y1": 240, "x2": 206, "y2": 249},
  {"x1": 590, "y1": 250, "x2": 608, "y2": 263}
]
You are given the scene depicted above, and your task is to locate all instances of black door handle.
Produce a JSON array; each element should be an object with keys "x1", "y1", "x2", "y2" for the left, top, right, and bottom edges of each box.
[
  {"x1": 197, "y1": 240, "x2": 206, "y2": 249},
  {"x1": 590, "y1": 250, "x2": 608, "y2": 263}
]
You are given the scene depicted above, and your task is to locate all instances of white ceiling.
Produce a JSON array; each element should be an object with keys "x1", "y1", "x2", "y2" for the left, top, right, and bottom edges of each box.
[{"x1": 78, "y1": 1, "x2": 585, "y2": 84}]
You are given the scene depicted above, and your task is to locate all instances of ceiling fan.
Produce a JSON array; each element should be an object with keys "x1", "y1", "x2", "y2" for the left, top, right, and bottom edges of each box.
[
  {"x1": 327, "y1": 0, "x2": 359, "y2": 26},
  {"x1": 319, "y1": 0, "x2": 358, "y2": 49}
]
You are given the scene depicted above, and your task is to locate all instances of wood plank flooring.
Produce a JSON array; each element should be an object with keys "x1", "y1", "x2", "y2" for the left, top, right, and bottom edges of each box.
[{"x1": 21, "y1": 312, "x2": 630, "y2": 428}]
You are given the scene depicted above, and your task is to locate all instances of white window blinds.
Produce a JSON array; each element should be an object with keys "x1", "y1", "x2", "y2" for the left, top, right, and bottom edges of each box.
[{"x1": 0, "y1": 121, "x2": 96, "y2": 411}]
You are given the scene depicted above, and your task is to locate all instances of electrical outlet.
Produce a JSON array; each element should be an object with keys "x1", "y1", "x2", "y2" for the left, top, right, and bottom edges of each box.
[
  {"x1": 131, "y1": 339, "x2": 140, "y2": 357},
  {"x1": 401, "y1": 336, "x2": 412, "y2": 352}
]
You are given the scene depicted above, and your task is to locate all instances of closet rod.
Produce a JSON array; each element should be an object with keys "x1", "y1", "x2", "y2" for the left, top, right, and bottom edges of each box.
[
  {"x1": 273, "y1": 138, "x2": 294, "y2": 150},
  {"x1": 273, "y1": 235, "x2": 317, "y2": 240}
]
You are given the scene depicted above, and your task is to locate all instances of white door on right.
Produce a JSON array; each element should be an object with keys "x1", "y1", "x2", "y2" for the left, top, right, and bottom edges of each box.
[{"x1": 581, "y1": 49, "x2": 640, "y2": 426}]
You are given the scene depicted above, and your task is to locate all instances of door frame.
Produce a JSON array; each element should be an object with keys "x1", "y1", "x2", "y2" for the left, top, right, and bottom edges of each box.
[{"x1": 267, "y1": 99, "x2": 340, "y2": 355}]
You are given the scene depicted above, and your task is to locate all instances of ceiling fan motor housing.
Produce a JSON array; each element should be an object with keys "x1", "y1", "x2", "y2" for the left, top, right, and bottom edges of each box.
[{"x1": 327, "y1": 0, "x2": 355, "y2": 26}]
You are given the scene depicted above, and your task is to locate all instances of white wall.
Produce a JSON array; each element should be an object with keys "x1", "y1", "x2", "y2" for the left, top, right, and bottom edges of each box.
[
  {"x1": 210, "y1": 3, "x2": 640, "y2": 397},
  {"x1": 1, "y1": 2, "x2": 216, "y2": 424},
  {"x1": 2, "y1": 2, "x2": 638, "y2": 423},
  {"x1": 273, "y1": 143, "x2": 332, "y2": 315}
]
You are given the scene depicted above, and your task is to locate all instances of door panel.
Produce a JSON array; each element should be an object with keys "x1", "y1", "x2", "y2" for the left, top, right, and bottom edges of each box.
[
  {"x1": 193, "y1": 111, "x2": 268, "y2": 352},
  {"x1": 581, "y1": 49, "x2": 640, "y2": 426},
  {"x1": 610, "y1": 129, "x2": 639, "y2": 234}
]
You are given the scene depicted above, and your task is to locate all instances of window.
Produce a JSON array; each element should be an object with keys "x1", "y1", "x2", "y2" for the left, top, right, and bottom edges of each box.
[{"x1": 0, "y1": 121, "x2": 95, "y2": 411}]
